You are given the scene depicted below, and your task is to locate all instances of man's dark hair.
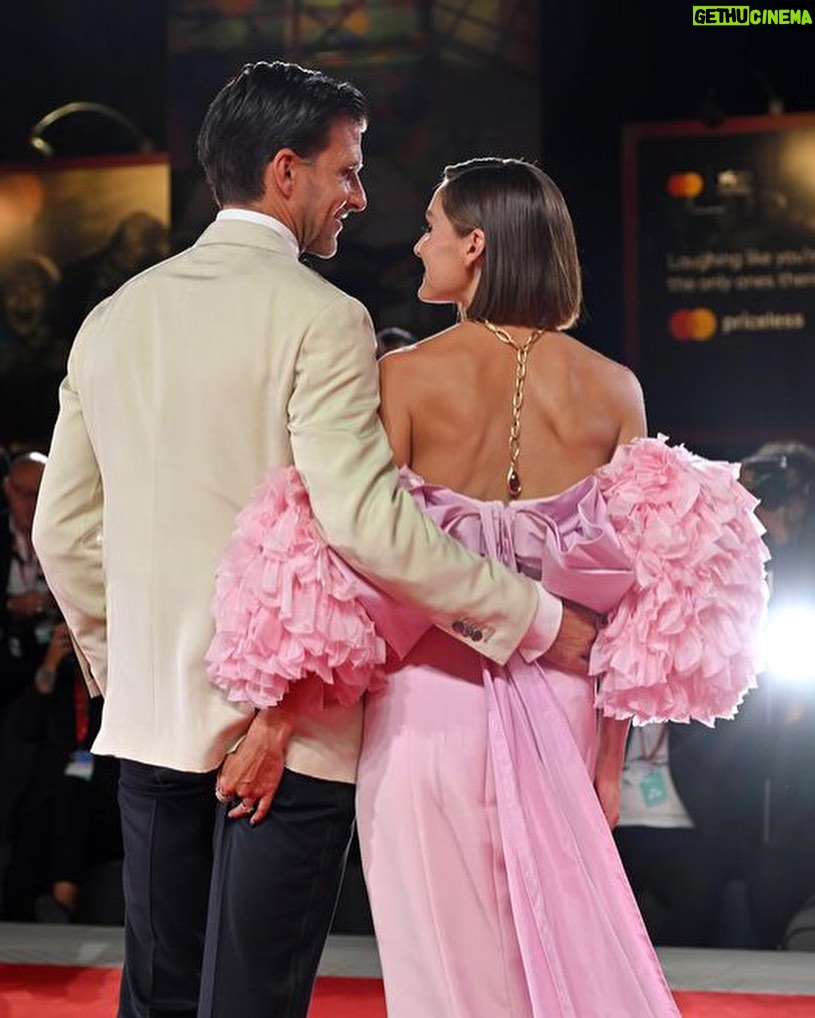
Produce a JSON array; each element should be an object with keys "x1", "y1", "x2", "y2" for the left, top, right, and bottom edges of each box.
[
  {"x1": 440, "y1": 158, "x2": 581, "y2": 330},
  {"x1": 197, "y1": 60, "x2": 367, "y2": 206}
]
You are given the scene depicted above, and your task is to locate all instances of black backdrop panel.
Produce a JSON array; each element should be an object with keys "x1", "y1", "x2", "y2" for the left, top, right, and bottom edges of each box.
[{"x1": 624, "y1": 114, "x2": 815, "y2": 449}]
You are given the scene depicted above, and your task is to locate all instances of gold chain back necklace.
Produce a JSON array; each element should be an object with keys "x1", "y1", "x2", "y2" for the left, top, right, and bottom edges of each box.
[{"x1": 480, "y1": 319, "x2": 543, "y2": 499}]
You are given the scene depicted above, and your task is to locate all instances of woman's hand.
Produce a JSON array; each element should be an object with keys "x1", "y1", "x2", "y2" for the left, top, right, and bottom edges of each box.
[
  {"x1": 216, "y1": 708, "x2": 295, "y2": 825},
  {"x1": 594, "y1": 762, "x2": 622, "y2": 829},
  {"x1": 594, "y1": 715, "x2": 630, "y2": 828}
]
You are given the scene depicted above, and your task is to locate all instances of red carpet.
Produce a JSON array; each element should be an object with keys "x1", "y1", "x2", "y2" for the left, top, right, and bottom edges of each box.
[
  {"x1": 673, "y1": 992, "x2": 815, "y2": 1017},
  {"x1": 1, "y1": 965, "x2": 815, "y2": 1017}
]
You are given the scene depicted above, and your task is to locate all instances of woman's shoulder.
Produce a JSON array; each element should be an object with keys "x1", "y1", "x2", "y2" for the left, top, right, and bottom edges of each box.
[
  {"x1": 552, "y1": 332, "x2": 642, "y2": 397},
  {"x1": 546, "y1": 333, "x2": 645, "y2": 438},
  {"x1": 552, "y1": 330, "x2": 630, "y2": 372},
  {"x1": 379, "y1": 323, "x2": 469, "y2": 376}
]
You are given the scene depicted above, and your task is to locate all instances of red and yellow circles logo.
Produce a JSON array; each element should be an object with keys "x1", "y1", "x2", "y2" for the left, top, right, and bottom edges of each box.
[
  {"x1": 669, "y1": 308, "x2": 718, "y2": 341},
  {"x1": 667, "y1": 172, "x2": 704, "y2": 198}
]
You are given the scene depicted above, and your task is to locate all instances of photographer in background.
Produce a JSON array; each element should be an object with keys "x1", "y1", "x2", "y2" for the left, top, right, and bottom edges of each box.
[
  {"x1": 0, "y1": 451, "x2": 56, "y2": 719},
  {"x1": 0, "y1": 450, "x2": 60, "y2": 917},
  {"x1": 18, "y1": 622, "x2": 122, "y2": 924},
  {"x1": 617, "y1": 441, "x2": 815, "y2": 949},
  {"x1": 0, "y1": 452, "x2": 121, "y2": 921},
  {"x1": 740, "y1": 441, "x2": 815, "y2": 948},
  {"x1": 741, "y1": 442, "x2": 815, "y2": 601},
  {"x1": 614, "y1": 720, "x2": 729, "y2": 947},
  {"x1": 1, "y1": 620, "x2": 76, "y2": 919}
]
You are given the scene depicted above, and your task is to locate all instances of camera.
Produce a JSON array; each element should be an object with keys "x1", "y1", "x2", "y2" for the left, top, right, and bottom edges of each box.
[{"x1": 741, "y1": 447, "x2": 815, "y2": 512}]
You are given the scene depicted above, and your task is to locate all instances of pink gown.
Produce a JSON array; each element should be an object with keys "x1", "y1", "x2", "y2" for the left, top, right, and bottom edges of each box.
[
  {"x1": 206, "y1": 440, "x2": 766, "y2": 1018},
  {"x1": 356, "y1": 470, "x2": 681, "y2": 1018}
]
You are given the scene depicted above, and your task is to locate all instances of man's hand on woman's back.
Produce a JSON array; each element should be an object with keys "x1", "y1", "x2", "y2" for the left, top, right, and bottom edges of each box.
[{"x1": 543, "y1": 600, "x2": 601, "y2": 676}]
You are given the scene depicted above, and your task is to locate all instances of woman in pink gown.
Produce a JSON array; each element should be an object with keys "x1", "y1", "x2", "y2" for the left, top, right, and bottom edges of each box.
[
  {"x1": 208, "y1": 159, "x2": 763, "y2": 1017},
  {"x1": 355, "y1": 158, "x2": 680, "y2": 1017}
]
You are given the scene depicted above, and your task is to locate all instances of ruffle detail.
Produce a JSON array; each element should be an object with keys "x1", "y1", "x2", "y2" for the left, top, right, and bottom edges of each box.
[
  {"x1": 205, "y1": 467, "x2": 386, "y2": 710},
  {"x1": 589, "y1": 436, "x2": 769, "y2": 725}
]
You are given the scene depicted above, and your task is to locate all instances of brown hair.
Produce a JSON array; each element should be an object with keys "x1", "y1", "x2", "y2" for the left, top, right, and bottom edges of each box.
[
  {"x1": 440, "y1": 158, "x2": 581, "y2": 329},
  {"x1": 198, "y1": 60, "x2": 367, "y2": 206}
]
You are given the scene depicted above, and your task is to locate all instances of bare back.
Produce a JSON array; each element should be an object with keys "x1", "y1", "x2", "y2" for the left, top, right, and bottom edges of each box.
[{"x1": 379, "y1": 320, "x2": 646, "y2": 502}]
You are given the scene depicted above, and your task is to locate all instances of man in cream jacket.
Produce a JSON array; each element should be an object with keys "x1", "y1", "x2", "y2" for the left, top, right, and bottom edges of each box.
[{"x1": 33, "y1": 61, "x2": 595, "y2": 1018}]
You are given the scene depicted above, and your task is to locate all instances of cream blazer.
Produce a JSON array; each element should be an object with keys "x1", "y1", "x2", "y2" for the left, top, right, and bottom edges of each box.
[{"x1": 33, "y1": 219, "x2": 540, "y2": 776}]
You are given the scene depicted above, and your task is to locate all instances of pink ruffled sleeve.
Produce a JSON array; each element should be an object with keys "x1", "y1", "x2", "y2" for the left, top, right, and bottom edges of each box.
[
  {"x1": 205, "y1": 467, "x2": 387, "y2": 710},
  {"x1": 589, "y1": 436, "x2": 770, "y2": 726}
]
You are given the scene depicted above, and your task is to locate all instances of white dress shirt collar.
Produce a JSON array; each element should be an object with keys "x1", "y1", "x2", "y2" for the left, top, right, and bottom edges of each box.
[{"x1": 216, "y1": 208, "x2": 299, "y2": 260}]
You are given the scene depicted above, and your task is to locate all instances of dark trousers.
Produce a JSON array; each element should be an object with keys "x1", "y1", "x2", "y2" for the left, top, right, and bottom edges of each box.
[
  {"x1": 614, "y1": 826, "x2": 722, "y2": 947},
  {"x1": 197, "y1": 767, "x2": 355, "y2": 1018},
  {"x1": 117, "y1": 760, "x2": 218, "y2": 1018},
  {"x1": 52, "y1": 760, "x2": 122, "y2": 884},
  {"x1": 748, "y1": 813, "x2": 815, "y2": 948}
]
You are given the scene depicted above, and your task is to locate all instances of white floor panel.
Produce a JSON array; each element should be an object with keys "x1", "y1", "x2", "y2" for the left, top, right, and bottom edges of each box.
[
  {"x1": 659, "y1": 946, "x2": 815, "y2": 995},
  {"x1": 1, "y1": 923, "x2": 813, "y2": 996}
]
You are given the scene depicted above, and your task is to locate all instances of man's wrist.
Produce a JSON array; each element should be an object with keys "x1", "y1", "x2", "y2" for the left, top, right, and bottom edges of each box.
[{"x1": 519, "y1": 586, "x2": 563, "y2": 663}]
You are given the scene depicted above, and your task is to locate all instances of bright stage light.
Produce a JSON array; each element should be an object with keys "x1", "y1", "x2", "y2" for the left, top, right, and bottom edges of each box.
[{"x1": 760, "y1": 602, "x2": 815, "y2": 685}]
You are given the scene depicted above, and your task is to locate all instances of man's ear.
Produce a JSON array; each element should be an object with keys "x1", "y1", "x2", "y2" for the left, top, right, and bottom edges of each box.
[
  {"x1": 463, "y1": 228, "x2": 485, "y2": 268},
  {"x1": 268, "y1": 150, "x2": 298, "y2": 198}
]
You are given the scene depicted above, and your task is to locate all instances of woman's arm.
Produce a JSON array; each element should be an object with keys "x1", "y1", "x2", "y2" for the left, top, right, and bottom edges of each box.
[
  {"x1": 594, "y1": 718, "x2": 629, "y2": 828},
  {"x1": 596, "y1": 366, "x2": 647, "y2": 826},
  {"x1": 615, "y1": 368, "x2": 647, "y2": 447}
]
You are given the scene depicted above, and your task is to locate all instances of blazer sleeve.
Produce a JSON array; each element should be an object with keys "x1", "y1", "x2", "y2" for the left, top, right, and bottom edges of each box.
[
  {"x1": 32, "y1": 313, "x2": 107, "y2": 697},
  {"x1": 287, "y1": 292, "x2": 541, "y2": 665}
]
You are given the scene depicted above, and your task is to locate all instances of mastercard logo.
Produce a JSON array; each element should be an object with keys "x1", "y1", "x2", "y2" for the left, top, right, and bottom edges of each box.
[
  {"x1": 669, "y1": 308, "x2": 717, "y2": 341},
  {"x1": 667, "y1": 173, "x2": 704, "y2": 199}
]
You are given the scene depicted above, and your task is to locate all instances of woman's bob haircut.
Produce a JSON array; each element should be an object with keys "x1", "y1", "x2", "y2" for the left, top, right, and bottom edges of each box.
[{"x1": 440, "y1": 158, "x2": 582, "y2": 330}]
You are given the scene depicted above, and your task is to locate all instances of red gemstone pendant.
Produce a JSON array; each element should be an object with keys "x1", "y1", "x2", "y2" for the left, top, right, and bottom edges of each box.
[{"x1": 507, "y1": 469, "x2": 522, "y2": 498}]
